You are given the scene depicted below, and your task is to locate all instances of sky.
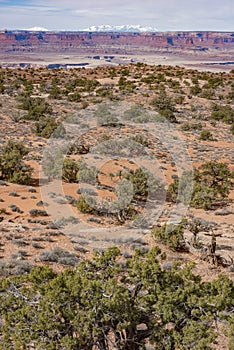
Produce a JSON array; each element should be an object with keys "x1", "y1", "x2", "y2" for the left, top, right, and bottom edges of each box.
[{"x1": 0, "y1": 0, "x2": 233, "y2": 31}]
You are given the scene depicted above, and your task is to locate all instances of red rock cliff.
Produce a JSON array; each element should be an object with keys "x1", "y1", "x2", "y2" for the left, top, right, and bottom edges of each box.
[{"x1": 0, "y1": 31, "x2": 233, "y2": 54}]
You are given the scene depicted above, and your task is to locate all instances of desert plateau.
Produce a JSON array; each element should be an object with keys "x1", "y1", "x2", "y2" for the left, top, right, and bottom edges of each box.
[{"x1": 0, "y1": 27, "x2": 234, "y2": 350}]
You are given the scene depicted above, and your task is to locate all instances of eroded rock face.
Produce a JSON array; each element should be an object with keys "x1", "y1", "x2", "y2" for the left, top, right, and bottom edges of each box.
[{"x1": 0, "y1": 31, "x2": 233, "y2": 54}]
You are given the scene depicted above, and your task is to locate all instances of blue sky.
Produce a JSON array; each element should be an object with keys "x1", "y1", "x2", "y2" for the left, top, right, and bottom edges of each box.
[{"x1": 0, "y1": 0, "x2": 233, "y2": 31}]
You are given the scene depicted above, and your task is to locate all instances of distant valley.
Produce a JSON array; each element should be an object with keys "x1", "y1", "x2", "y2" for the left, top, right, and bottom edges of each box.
[{"x1": 0, "y1": 30, "x2": 234, "y2": 71}]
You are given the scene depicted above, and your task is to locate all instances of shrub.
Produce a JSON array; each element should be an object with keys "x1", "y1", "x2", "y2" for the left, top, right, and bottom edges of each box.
[
  {"x1": 77, "y1": 187, "x2": 98, "y2": 196},
  {"x1": 118, "y1": 77, "x2": 136, "y2": 92},
  {"x1": 73, "y1": 245, "x2": 88, "y2": 253},
  {"x1": 9, "y1": 204, "x2": 23, "y2": 213},
  {"x1": 199, "y1": 130, "x2": 214, "y2": 141},
  {"x1": 124, "y1": 167, "x2": 165, "y2": 201},
  {"x1": 77, "y1": 163, "x2": 98, "y2": 185},
  {"x1": 12, "y1": 239, "x2": 29, "y2": 247},
  {"x1": 77, "y1": 195, "x2": 96, "y2": 214},
  {"x1": 35, "y1": 117, "x2": 59, "y2": 138},
  {"x1": 198, "y1": 161, "x2": 233, "y2": 197},
  {"x1": 160, "y1": 109, "x2": 177, "y2": 123},
  {"x1": 168, "y1": 162, "x2": 233, "y2": 209},
  {"x1": 190, "y1": 85, "x2": 201, "y2": 96},
  {"x1": 18, "y1": 96, "x2": 53, "y2": 120},
  {"x1": 41, "y1": 150, "x2": 63, "y2": 181},
  {"x1": 151, "y1": 91, "x2": 176, "y2": 112},
  {"x1": 200, "y1": 88, "x2": 216, "y2": 99},
  {"x1": 123, "y1": 104, "x2": 152, "y2": 123},
  {"x1": 131, "y1": 135, "x2": 149, "y2": 147},
  {"x1": 29, "y1": 209, "x2": 48, "y2": 217},
  {"x1": 36, "y1": 200, "x2": 49, "y2": 207},
  {"x1": 231, "y1": 123, "x2": 234, "y2": 134},
  {"x1": 95, "y1": 87, "x2": 115, "y2": 100},
  {"x1": 0, "y1": 248, "x2": 234, "y2": 348},
  {"x1": 96, "y1": 108, "x2": 119, "y2": 126},
  {"x1": 190, "y1": 184, "x2": 217, "y2": 210},
  {"x1": 48, "y1": 84, "x2": 62, "y2": 99},
  {"x1": 53, "y1": 216, "x2": 79, "y2": 228},
  {"x1": 67, "y1": 91, "x2": 81, "y2": 102},
  {"x1": 62, "y1": 158, "x2": 80, "y2": 183},
  {"x1": 151, "y1": 92, "x2": 177, "y2": 123},
  {"x1": 10, "y1": 170, "x2": 31, "y2": 185},
  {"x1": 181, "y1": 122, "x2": 202, "y2": 131},
  {"x1": 9, "y1": 191, "x2": 20, "y2": 197},
  {"x1": 28, "y1": 187, "x2": 36, "y2": 193},
  {"x1": 152, "y1": 222, "x2": 187, "y2": 251},
  {"x1": 32, "y1": 242, "x2": 44, "y2": 249},
  {"x1": 0, "y1": 140, "x2": 32, "y2": 185},
  {"x1": 210, "y1": 103, "x2": 234, "y2": 124},
  {"x1": 39, "y1": 247, "x2": 78, "y2": 266},
  {"x1": 0, "y1": 260, "x2": 33, "y2": 276}
]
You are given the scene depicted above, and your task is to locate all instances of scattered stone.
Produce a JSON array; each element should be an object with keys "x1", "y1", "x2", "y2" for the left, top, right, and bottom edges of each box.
[
  {"x1": 77, "y1": 187, "x2": 98, "y2": 196},
  {"x1": 0, "y1": 180, "x2": 8, "y2": 186},
  {"x1": 29, "y1": 209, "x2": 48, "y2": 217},
  {"x1": 48, "y1": 192, "x2": 57, "y2": 198},
  {"x1": 28, "y1": 187, "x2": 36, "y2": 193},
  {"x1": 162, "y1": 262, "x2": 173, "y2": 270},
  {"x1": 214, "y1": 208, "x2": 233, "y2": 216},
  {"x1": 9, "y1": 204, "x2": 23, "y2": 214},
  {"x1": 88, "y1": 217, "x2": 102, "y2": 223},
  {"x1": 53, "y1": 198, "x2": 68, "y2": 204},
  {"x1": 228, "y1": 265, "x2": 234, "y2": 272},
  {"x1": 36, "y1": 200, "x2": 49, "y2": 207},
  {"x1": 73, "y1": 245, "x2": 88, "y2": 253},
  {"x1": 9, "y1": 192, "x2": 20, "y2": 197}
]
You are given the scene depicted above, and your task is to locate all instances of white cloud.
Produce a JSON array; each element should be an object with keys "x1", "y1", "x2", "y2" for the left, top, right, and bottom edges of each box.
[{"x1": 0, "y1": 0, "x2": 233, "y2": 31}]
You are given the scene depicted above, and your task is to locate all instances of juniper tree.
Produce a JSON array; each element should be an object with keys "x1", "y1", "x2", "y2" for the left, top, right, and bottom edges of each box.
[
  {"x1": 0, "y1": 140, "x2": 32, "y2": 184},
  {"x1": 1, "y1": 247, "x2": 233, "y2": 350}
]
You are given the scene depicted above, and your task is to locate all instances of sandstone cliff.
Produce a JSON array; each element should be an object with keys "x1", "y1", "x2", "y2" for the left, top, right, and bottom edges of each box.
[{"x1": 0, "y1": 31, "x2": 233, "y2": 55}]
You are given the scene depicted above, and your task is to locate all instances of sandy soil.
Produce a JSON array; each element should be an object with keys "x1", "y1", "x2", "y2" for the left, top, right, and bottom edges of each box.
[{"x1": 0, "y1": 52, "x2": 233, "y2": 72}]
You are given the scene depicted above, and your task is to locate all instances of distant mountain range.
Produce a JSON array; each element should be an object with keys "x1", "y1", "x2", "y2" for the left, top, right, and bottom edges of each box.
[
  {"x1": 26, "y1": 26, "x2": 49, "y2": 32},
  {"x1": 82, "y1": 25, "x2": 159, "y2": 32},
  {"x1": 24, "y1": 25, "x2": 159, "y2": 33}
]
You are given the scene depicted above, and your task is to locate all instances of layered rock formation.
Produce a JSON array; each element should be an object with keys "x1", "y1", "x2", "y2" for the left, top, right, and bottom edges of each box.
[{"x1": 0, "y1": 31, "x2": 233, "y2": 54}]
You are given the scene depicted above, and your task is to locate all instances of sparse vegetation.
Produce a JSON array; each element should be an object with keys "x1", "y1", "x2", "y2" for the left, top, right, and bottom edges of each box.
[{"x1": 0, "y1": 63, "x2": 233, "y2": 350}]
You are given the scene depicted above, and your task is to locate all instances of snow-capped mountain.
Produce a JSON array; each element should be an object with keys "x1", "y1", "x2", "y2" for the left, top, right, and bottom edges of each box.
[
  {"x1": 22, "y1": 25, "x2": 158, "y2": 33},
  {"x1": 26, "y1": 26, "x2": 49, "y2": 32},
  {"x1": 82, "y1": 25, "x2": 158, "y2": 33}
]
